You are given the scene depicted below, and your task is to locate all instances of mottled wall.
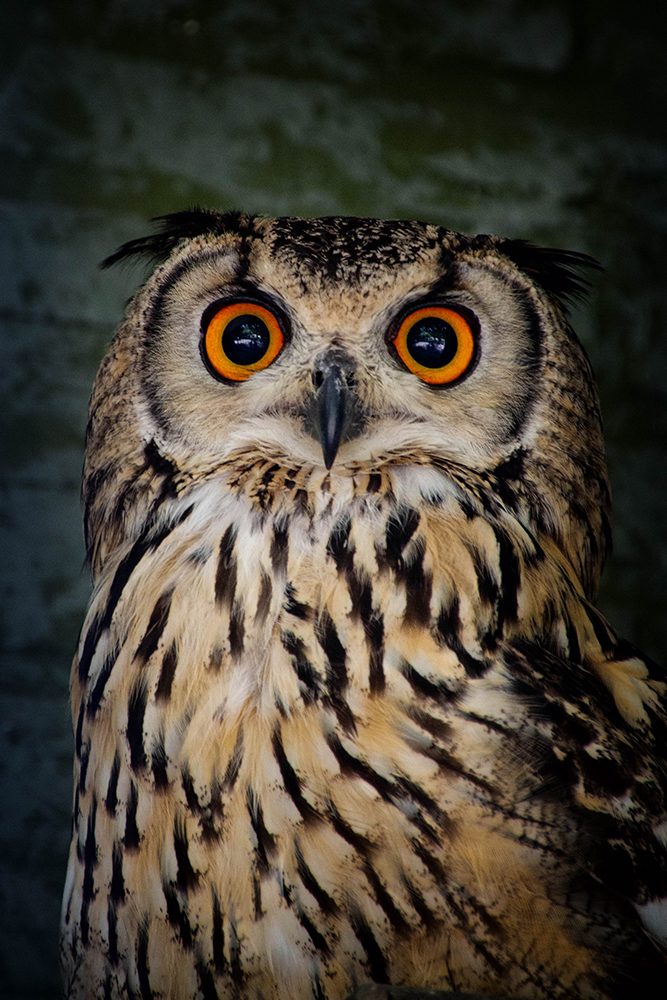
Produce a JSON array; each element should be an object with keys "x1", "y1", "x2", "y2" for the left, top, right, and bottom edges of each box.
[{"x1": 1, "y1": 2, "x2": 665, "y2": 997}]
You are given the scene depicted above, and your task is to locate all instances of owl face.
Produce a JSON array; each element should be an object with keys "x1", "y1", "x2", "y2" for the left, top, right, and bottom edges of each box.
[
  {"x1": 88, "y1": 212, "x2": 608, "y2": 594},
  {"x1": 139, "y1": 232, "x2": 542, "y2": 476}
]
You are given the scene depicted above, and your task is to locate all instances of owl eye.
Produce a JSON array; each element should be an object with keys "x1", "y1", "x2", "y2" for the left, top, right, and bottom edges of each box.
[
  {"x1": 393, "y1": 306, "x2": 475, "y2": 385},
  {"x1": 203, "y1": 301, "x2": 284, "y2": 382}
]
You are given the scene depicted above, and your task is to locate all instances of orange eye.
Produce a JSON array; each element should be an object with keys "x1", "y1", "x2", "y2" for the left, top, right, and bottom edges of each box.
[
  {"x1": 393, "y1": 306, "x2": 475, "y2": 385},
  {"x1": 203, "y1": 301, "x2": 284, "y2": 382}
]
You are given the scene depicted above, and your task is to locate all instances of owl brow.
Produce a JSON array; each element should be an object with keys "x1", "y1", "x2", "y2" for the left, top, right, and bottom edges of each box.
[
  {"x1": 100, "y1": 208, "x2": 259, "y2": 269},
  {"x1": 423, "y1": 271, "x2": 464, "y2": 298}
]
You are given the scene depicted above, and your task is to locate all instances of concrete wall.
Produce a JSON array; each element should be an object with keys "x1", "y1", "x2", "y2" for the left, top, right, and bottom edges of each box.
[{"x1": 1, "y1": 2, "x2": 665, "y2": 996}]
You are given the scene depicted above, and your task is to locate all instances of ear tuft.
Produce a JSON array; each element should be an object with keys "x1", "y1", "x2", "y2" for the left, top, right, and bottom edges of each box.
[
  {"x1": 100, "y1": 208, "x2": 249, "y2": 269},
  {"x1": 497, "y1": 239, "x2": 602, "y2": 308}
]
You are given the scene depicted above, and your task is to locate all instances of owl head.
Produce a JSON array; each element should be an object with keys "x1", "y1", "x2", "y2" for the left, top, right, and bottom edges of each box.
[{"x1": 84, "y1": 210, "x2": 608, "y2": 598}]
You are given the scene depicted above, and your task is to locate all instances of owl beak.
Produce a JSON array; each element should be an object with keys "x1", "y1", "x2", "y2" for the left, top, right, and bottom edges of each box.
[
  {"x1": 318, "y1": 366, "x2": 347, "y2": 470},
  {"x1": 306, "y1": 350, "x2": 364, "y2": 469}
]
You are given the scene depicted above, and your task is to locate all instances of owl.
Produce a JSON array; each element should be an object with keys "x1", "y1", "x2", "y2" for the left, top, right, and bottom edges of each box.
[{"x1": 60, "y1": 210, "x2": 667, "y2": 1000}]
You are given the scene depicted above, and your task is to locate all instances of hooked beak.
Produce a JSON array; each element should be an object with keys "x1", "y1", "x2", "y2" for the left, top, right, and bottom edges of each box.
[
  {"x1": 318, "y1": 367, "x2": 347, "y2": 470},
  {"x1": 304, "y1": 351, "x2": 365, "y2": 469}
]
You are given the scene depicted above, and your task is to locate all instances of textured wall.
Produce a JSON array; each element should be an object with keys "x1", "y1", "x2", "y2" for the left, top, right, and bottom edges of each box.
[{"x1": 1, "y1": 2, "x2": 665, "y2": 996}]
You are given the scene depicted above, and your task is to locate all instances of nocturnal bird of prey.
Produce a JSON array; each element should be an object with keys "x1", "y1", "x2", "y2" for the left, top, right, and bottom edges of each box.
[{"x1": 60, "y1": 211, "x2": 667, "y2": 1000}]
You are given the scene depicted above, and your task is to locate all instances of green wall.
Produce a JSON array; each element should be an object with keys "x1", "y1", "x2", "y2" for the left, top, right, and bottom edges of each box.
[{"x1": 1, "y1": 2, "x2": 665, "y2": 996}]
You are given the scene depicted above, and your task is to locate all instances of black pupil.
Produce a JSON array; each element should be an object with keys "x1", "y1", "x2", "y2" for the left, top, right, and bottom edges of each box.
[
  {"x1": 406, "y1": 318, "x2": 458, "y2": 368},
  {"x1": 222, "y1": 315, "x2": 271, "y2": 365}
]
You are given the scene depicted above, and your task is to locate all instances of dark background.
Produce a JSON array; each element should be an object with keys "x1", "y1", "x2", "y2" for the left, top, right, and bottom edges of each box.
[{"x1": 1, "y1": 2, "x2": 665, "y2": 997}]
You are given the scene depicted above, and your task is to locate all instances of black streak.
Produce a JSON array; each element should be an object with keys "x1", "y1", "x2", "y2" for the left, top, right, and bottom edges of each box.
[
  {"x1": 270, "y1": 521, "x2": 289, "y2": 574},
  {"x1": 124, "y1": 781, "x2": 140, "y2": 849},
  {"x1": 212, "y1": 890, "x2": 227, "y2": 973},
  {"x1": 316, "y1": 610, "x2": 355, "y2": 733},
  {"x1": 181, "y1": 765, "x2": 200, "y2": 812},
  {"x1": 404, "y1": 877, "x2": 440, "y2": 930},
  {"x1": 362, "y1": 861, "x2": 409, "y2": 934},
  {"x1": 469, "y1": 545, "x2": 499, "y2": 607},
  {"x1": 396, "y1": 776, "x2": 445, "y2": 822},
  {"x1": 107, "y1": 899, "x2": 118, "y2": 965},
  {"x1": 223, "y1": 728, "x2": 244, "y2": 790},
  {"x1": 127, "y1": 681, "x2": 148, "y2": 772},
  {"x1": 295, "y1": 842, "x2": 338, "y2": 915},
  {"x1": 75, "y1": 699, "x2": 85, "y2": 758},
  {"x1": 144, "y1": 438, "x2": 178, "y2": 483},
  {"x1": 105, "y1": 751, "x2": 120, "y2": 816},
  {"x1": 247, "y1": 790, "x2": 277, "y2": 874},
  {"x1": 565, "y1": 617, "x2": 581, "y2": 663},
  {"x1": 196, "y1": 960, "x2": 220, "y2": 1000},
  {"x1": 349, "y1": 908, "x2": 388, "y2": 983},
  {"x1": 299, "y1": 912, "x2": 330, "y2": 954},
  {"x1": 281, "y1": 630, "x2": 320, "y2": 702},
  {"x1": 583, "y1": 602, "x2": 617, "y2": 655},
  {"x1": 163, "y1": 881, "x2": 193, "y2": 949},
  {"x1": 385, "y1": 507, "x2": 420, "y2": 565},
  {"x1": 284, "y1": 581, "x2": 311, "y2": 620},
  {"x1": 326, "y1": 733, "x2": 396, "y2": 801},
  {"x1": 215, "y1": 525, "x2": 238, "y2": 608},
  {"x1": 326, "y1": 801, "x2": 373, "y2": 856},
  {"x1": 151, "y1": 735, "x2": 169, "y2": 790},
  {"x1": 493, "y1": 525, "x2": 521, "y2": 634},
  {"x1": 348, "y1": 574, "x2": 385, "y2": 694},
  {"x1": 402, "y1": 538, "x2": 433, "y2": 626},
  {"x1": 110, "y1": 840, "x2": 125, "y2": 903},
  {"x1": 80, "y1": 798, "x2": 98, "y2": 947},
  {"x1": 156, "y1": 641, "x2": 178, "y2": 701},
  {"x1": 252, "y1": 872, "x2": 263, "y2": 920},
  {"x1": 407, "y1": 706, "x2": 451, "y2": 741},
  {"x1": 229, "y1": 917, "x2": 243, "y2": 989},
  {"x1": 87, "y1": 639, "x2": 121, "y2": 716},
  {"x1": 401, "y1": 661, "x2": 459, "y2": 705},
  {"x1": 326, "y1": 515, "x2": 353, "y2": 573},
  {"x1": 174, "y1": 818, "x2": 199, "y2": 892},
  {"x1": 78, "y1": 743, "x2": 90, "y2": 793},
  {"x1": 412, "y1": 839, "x2": 449, "y2": 891},
  {"x1": 435, "y1": 598, "x2": 489, "y2": 678},
  {"x1": 229, "y1": 603, "x2": 245, "y2": 659},
  {"x1": 272, "y1": 728, "x2": 319, "y2": 822},
  {"x1": 137, "y1": 919, "x2": 153, "y2": 1000},
  {"x1": 135, "y1": 591, "x2": 173, "y2": 666},
  {"x1": 256, "y1": 571, "x2": 273, "y2": 623}
]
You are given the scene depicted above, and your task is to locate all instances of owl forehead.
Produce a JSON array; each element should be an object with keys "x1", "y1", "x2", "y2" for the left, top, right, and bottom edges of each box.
[
  {"x1": 165, "y1": 216, "x2": 460, "y2": 334},
  {"x1": 255, "y1": 244, "x2": 447, "y2": 332},
  {"x1": 263, "y1": 215, "x2": 446, "y2": 284}
]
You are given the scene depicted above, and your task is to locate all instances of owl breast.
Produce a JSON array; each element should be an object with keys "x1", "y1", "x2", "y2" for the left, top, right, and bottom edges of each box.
[{"x1": 62, "y1": 456, "x2": 654, "y2": 1000}]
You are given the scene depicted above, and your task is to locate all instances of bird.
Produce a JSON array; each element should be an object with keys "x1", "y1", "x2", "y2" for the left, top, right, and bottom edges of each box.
[{"x1": 60, "y1": 210, "x2": 667, "y2": 1000}]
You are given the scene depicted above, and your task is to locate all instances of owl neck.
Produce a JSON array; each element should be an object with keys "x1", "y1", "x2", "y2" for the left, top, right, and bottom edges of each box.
[
  {"x1": 84, "y1": 439, "x2": 607, "y2": 608},
  {"x1": 78, "y1": 454, "x2": 597, "y2": 718}
]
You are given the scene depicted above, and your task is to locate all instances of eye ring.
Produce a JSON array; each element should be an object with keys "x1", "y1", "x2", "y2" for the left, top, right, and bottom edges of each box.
[
  {"x1": 392, "y1": 305, "x2": 476, "y2": 385},
  {"x1": 202, "y1": 301, "x2": 284, "y2": 382}
]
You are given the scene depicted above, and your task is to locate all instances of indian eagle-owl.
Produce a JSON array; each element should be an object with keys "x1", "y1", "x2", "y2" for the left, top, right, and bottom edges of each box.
[{"x1": 60, "y1": 210, "x2": 667, "y2": 1000}]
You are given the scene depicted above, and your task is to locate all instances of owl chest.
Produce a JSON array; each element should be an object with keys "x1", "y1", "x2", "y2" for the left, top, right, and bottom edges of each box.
[
  {"x1": 68, "y1": 489, "x2": 607, "y2": 999},
  {"x1": 114, "y1": 492, "x2": 537, "y2": 868},
  {"x1": 152, "y1": 491, "x2": 471, "y2": 727},
  {"x1": 101, "y1": 487, "x2": 529, "y2": 798}
]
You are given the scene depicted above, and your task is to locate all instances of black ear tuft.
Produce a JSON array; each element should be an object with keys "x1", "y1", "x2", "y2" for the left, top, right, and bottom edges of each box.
[
  {"x1": 100, "y1": 207, "x2": 247, "y2": 269},
  {"x1": 497, "y1": 239, "x2": 603, "y2": 308}
]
